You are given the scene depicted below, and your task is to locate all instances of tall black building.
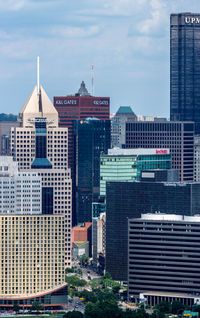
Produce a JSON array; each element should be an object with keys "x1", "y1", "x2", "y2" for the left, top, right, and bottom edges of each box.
[
  {"x1": 74, "y1": 118, "x2": 110, "y2": 224},
  {"x1": 126, "y1": 121, "x2": 194, "y2": 181},
  {"x1": 170, "y1": 13, "x2": 200, "y2": 133},
  {"x1": 128, "y1": 214, "x2": 200, "y2": 305},
  {"x1": 106, "y1": 181, "x2": 200, "y2": 282}
]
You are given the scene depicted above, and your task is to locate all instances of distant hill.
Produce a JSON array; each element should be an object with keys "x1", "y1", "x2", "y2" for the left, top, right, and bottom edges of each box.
[{"x1": 0, "y1": 113, "x2": 17, "y2": 121}]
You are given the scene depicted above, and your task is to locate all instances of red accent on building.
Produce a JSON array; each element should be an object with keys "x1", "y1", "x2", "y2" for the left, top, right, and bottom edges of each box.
[
  {"x1": 156, "y1": 149, "x2": 168, "y2": 154},
  {"x1": 72, "y1": 222, "x2": 92, "y2": 243},
  {"x1": 54, "y1": 96, "x2": 110, "y2": 171}
]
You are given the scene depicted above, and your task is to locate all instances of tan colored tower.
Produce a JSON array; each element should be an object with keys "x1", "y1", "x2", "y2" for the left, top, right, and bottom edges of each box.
[{"x1": 10, "y1": 85, "x2": 72, "y2": 267}]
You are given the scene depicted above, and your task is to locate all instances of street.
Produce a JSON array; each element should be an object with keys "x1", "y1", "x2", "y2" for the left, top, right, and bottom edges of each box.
[{"x1": 67, "y1": 297, "x2": 85, "y2": 313}]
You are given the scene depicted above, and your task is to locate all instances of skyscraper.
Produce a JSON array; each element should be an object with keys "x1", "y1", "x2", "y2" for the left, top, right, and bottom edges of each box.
[
  {"x1": 170, "y1": 13, "x2": 200, "y2": 133},
  {"x1": 128, "y1": 214, "x2": 200, "y2": 305},
  {"x1": 106, "y1": 181, "x2": 200, "y2": 281},
  {"x1": 74, "y1": 118, "x2": 111, "y2": 224},
  {"x1": 54, "y1": 82, "x2": 110, "y2": 225},
  {"x1": 111, "y1": 106, "x2": 137, "y2": 148},
  {"x1": 0, "y1": 156, "x2": 41, "y2": 214},
  {"x1": 10, "y1": 85, "x2": 72, "y2": 266},
  {"x1": 0, "y1": 80, "x2": 69, "y2": 308},
  {"x1": 126, "y1": 121, "x2": 194, "y2": 181},
  {"x1": 100, "y1": 148, "x2": 172, "y2": 197},
  {"x1": 54, "y1": 82, "x2": 110, "y2": 172}
]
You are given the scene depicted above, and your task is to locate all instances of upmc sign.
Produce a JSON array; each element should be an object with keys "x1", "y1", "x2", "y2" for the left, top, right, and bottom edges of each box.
[
  {"x1": 185, "y1": 17, "x2": 200, "y2": 24},
  {"x1": 156, "y1": 149, "x2": 168, "y2": 154}
]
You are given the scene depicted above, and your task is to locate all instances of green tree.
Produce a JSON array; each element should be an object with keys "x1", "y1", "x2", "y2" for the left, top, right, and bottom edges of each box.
[
  {"x1": 79, "y1": 290, "x2": 98, "y2": 303},
  {"x1": 13, "y1": 304, "x2": 20, "y2": 313},
  {"x1": 151, "y1": 309, "x2": 165, "y2": 318},
  {"x1": 63, "y1": 311, "x2": 84, "y2": 318},
  {"x1": 171, "y1": 301, "x2": 185, "y2": 315},
  {"x1": 89, "y1": 278, "x2": 100, "y2": 290},
  {"x1": 31, "y1": 301, "x2": 44, "y2": 312},
  {"x1": 156, "y1": 301, "x2": 171, "y2": 313},
  {"x1": 112, "y1": 285, "x2": 121, "y2": 294},
  {"x1": 135, "y1": 308, "x2": 149, "y2": 318},
  {"x1": 79, "y1": 254, "x2": 89, "y2": 266},
  {"x1": 65, "y1": 275, "x2": 87, "y2": 287},
  {"x1": 66, "y1": 267, "x2": 75, "y2": 274},
  {"x1": 103, "y1": 272, "x2": 112, "y2": 280},
  {"x1": 85, "y1": 302, "x2": 104, "y2": 318},
  {"x1": 123, "y1": 309, "x2": 137, "y2": 318},
  {"x1": 76, "y1": 269, "x2": 83, "y2": 276},
  {"x1": 85, "y1": 300, "x2": 123, "y2": 318},
  {"x1": 193, "y1": 305, "x2": 200, "y2": 314}
]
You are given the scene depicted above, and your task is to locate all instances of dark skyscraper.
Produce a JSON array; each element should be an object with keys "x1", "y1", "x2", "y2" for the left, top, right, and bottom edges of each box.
[
  {"x1": 170, "y1": 13, "x2": 200, "y2": 133},
  {"x1": 54, "y1": 82, "x2": 110, "y2": 225},
  {"x1": 54, "y1": 82, "x2": 110, "y2": 172},
  {"x1": 125, "y1": 121, "x2": 194, "y2": 182},
  {"x1": 106, "y1": 181, "x2": 200, "y2": 281},
  {"x1": 75, "y1": 118, "x2": 111, "y2": 224}
]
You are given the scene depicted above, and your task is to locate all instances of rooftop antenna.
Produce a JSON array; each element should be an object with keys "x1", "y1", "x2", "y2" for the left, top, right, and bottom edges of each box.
[
  {"x1": 91, "y1": 63, "x2": 94, "y2": 96},
  {"x1": 37, "y1": 56, "x2": 40, "y2": 95}
]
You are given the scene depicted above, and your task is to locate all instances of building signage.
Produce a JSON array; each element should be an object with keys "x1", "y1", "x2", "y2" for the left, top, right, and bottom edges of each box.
[
  {"x1": 55, "y1": 99, "x2": 77, "y2": 105},
  {"x1": 156, "y1": 149, "x2": 168, "y2": 154},
  {"x1": 93, "y1": 100, "x2": 109, "y2": 105},
  {"x1": 185, "y1": 17, "x2": 200, "y2": 24},
  {"x1": 28, "y1": 118, "x2": 54, "y2": 124}
]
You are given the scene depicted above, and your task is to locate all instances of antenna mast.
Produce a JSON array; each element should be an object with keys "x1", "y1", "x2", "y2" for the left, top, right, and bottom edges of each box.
[
  {"x1": 37, "y1": 56, "x2": 40, "y2": 95},
  {"x1": 91, "y1": 63, "x2": 94, "y2": 96}
]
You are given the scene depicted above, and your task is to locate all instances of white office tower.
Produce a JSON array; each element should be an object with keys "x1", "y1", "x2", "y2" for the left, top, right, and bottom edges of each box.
[
  {"x1": 92, "y1": 212, "x2": 106, "y2": 269},
  {"x1": 10, "y1": 85, "x2": 72, "y2": 267},
  {"x1": 194, "y1": 136, "x2": 200, "y2": 182},
  {"x1": 0, "y1": 156, "x2": 41, "y2": 214}
]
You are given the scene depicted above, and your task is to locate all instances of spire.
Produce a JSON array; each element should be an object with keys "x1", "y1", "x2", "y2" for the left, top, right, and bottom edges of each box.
[
  {"x1": 37, "y1": 56, "x2": 40, "y2": 95},
  {"x1": 77, "y1": 81, "x2": 90, "y2": 96},
  {"x1": 18, "y1": 57, "x2": 59, "y2": 127}
]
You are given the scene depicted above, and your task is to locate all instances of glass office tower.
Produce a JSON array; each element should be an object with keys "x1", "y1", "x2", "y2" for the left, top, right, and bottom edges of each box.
[
  {"x1": 74, "y1": 118, "x2": 111, "y2": 224},
  {"x1": 170, "y1": 13, "x2": 200, "y2": 133},
  {"x1": 100, "y1": 148, "x2": 172, "y2": 196},
  {"x1": 106, "y1": 181, "x2": 200, "y2": 281}
]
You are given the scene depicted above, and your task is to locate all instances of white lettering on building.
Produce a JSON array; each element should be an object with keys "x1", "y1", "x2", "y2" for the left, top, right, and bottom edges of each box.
[
  {"x1": 28, "y1": 118, "x2": 54, "y2": 124},
  {"x1": 55, "y1": 100, "x2": 77, "y2": 105},
  {"x1": 185, "y1": 17, "x2": 200, "y2": 24},
  {"x1": 93, "y1": 100, "x2": 109, "y2": 105}
]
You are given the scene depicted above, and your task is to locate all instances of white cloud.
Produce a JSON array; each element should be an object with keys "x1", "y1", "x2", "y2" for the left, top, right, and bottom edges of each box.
[
  {"x1": 79, "y1": 0, "x2": 148, "y2": 17},
  {"x1": 136, "y1": 0, "x2": 168, "y2": 34},
  {"x1": 0, "y1": 0, "x2": 27, "y2": 11},
  {"x1": 51, "y1": 25, "x2": 101, "y2": 38}
]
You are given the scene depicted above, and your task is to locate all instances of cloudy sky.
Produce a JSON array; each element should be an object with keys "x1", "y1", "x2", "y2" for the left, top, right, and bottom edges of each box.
[{"x1": 0, "y1": 0, "x2": 199, "y2": 117}]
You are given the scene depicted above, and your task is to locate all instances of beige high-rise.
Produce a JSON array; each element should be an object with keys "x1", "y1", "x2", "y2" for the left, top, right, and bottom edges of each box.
[
  {"x1": 0, "y1": 214, "x2": 65, "y2": 296},
  {"x1": 10, "y1": 85, "x2": 72, "y2": 267}
]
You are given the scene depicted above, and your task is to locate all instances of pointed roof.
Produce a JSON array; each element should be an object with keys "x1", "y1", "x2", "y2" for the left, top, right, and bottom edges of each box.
[
  {"x1": 116, "y1": 106, "x2": 134, "y2": 114},
  {"x1": 77, "y1": 81, "x2": 90, "y2": 96},
  {"x1": 19, "y1": 85, "x2": 58, "y2": 127},
  {"x1": 19, "y1": 86, "x2": 57, "y2": 116}
]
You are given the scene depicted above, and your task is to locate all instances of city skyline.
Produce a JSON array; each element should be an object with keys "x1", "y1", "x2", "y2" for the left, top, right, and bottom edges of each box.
[{"x1": 0, "y1": 0, "x2": 200, "y2": 117}]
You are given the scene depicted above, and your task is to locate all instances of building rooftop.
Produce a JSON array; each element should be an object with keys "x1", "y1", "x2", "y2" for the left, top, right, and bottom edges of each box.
[
  {"x1": 141, "y1": 291, "x2": 199, "y2": 299},
  {"x1": 76, "y1": 81, "x2": 90, "y2": 97},
  {"x1": 116, "y1": 106, "x2": 134, "y2": 114},
  {"x1": 107, "y1": 148, "x2": 170, "y2": 156},
  {"x1": 19, "y1": 85, "x2": 58, "y2": 127},
  {"x1": 133, "y1": 213, "x2": 200, "y2": 222}
]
